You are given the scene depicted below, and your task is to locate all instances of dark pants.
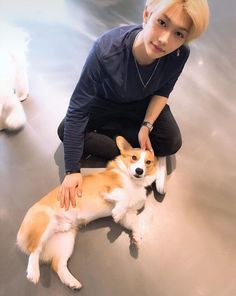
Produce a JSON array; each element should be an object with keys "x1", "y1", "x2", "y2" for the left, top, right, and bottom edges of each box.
[{"x1": 58, "y1": 97, "x2": 182, "y2": 157}]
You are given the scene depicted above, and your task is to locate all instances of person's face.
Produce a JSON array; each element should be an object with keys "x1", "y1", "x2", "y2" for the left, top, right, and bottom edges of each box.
[{"x1": 142, "y1": 3, "x2": 192, "y2": 60}]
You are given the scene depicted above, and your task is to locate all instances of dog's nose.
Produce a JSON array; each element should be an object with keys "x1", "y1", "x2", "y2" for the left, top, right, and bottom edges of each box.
[{"x1": 135, "y1": 168, "x2": 143, "y2": 176}]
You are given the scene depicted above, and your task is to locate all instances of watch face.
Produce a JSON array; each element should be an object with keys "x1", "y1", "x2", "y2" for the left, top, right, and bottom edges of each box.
[{"x1": 142, "y1": 121, "x2": 153, "y2": 131}]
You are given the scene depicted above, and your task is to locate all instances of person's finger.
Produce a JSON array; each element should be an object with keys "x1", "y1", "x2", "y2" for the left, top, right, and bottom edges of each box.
[
  {"x1": 70, "y1": 187, "x2": 76, "y2": 208},
  {"x1": 142, "y1": 139, "x2": 149, "y2": 151},
  {"x1": 139, "y1": 138, "x2": 146, "y2": 150},
  {"x1": 148, "y1": 146, "x2": 154, "y2": 153},
  {"x1": 146, "y1": 139, "x2": 153, "y2": 152},
  {"x1": 64, "y1": 189, "x2": 70, "y2": 211},
  {"x1": 59, "y1": 187, "x2": 65, "y2": 208},
  {"x1": 57, "y1": 186, "x2": 62, "y2": 201},
  {"x1": 76, "y1": 188, "x2": 82, "y2": 198}
]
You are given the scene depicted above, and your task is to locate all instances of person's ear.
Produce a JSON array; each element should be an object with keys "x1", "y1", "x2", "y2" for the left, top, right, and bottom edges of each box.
[{"x1": 143, "y1": 6, "x2": 150, "y2": 25}]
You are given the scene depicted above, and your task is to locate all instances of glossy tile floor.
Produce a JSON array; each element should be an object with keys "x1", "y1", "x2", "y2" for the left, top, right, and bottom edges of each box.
[{"x1": 0, "y1": 0, "x2": 236, "y2": 295}]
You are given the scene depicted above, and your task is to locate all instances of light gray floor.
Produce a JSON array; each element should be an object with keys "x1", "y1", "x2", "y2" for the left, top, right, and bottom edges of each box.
[{"x1": 0, "y1": 0, "x2": 236, "y2": 295}]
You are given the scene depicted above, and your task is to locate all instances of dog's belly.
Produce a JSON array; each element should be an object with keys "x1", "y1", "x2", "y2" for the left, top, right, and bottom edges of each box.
[
  {"x1": 76, "y1": 196, "x2": 113, "y2": 224},
  {"x1": 125, "y1": 188, "x2": 147, "y2": 210},
  {"x1": 54, "y1": 211, "x2": 78, "y2": 232},
  {"x1": 77, "y1": 208, "x2": 112, "y2": 224},
  {"x1": 55, "y1": 205, "x2": 112, "y2": 230}
]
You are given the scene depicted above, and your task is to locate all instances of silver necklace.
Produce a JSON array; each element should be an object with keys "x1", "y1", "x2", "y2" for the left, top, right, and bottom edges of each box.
[
  {"x1": 134, "y1": 57, "x2": 160, "y2": 89},
  {"x1": 133, "y1": 31, "x2": 160, "y2": 89}
]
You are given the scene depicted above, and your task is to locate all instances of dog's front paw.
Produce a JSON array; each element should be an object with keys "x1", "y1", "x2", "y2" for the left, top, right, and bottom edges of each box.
[
  {"x1": 113, "y1": 213, "x2": 123, "y2": 223},
  {"x1": 26, "y1": 267, "x2": 40, "y2": 284},
  {"x1": 112, "y1": 209, "x2": 125, "y2": 223},
  {"x1": 131, "y1": 232, "x2": 142, "y2": 248},
  {"x1": 103, "y1": 192, "x2": 114, "y2": 203}
]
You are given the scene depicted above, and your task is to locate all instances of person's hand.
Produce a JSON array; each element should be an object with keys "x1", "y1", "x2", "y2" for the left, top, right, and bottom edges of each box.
[
  {"x1": 138, "y1": 126, "x2": 153, "y2": 153},
  {"x1": 57, "y1": 173, "x2": 83, "y2": 211}
]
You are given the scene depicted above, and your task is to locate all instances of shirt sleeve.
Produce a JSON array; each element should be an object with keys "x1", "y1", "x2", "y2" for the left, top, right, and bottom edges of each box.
[
  {"x1": 154, "y1": 70, "x2": 183, "y2": 98},
  {"x1": 154, "y1": 45, "x2": 190, "y2": 98},
  {"x1": 63, "y1": 42, "x2": 102, "y2": 172}
]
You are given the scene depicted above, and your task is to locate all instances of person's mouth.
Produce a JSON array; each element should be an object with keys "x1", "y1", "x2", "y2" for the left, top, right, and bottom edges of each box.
[{"x1": 151, "y1": 42, "x2": 165, "y2": 53}]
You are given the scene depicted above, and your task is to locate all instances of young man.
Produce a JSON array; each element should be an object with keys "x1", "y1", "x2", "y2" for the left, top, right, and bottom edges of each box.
[{"x1": 58, "y1": 0, "x2": 209, "y2": 210}]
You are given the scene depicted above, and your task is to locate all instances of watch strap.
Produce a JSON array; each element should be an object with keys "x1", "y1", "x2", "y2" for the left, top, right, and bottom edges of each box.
[
  {"x1": 65, "y1": 170, "x2": 81, "y2": 175},
  {"x1": 142, "y1": 121, "x2": 153, "y2": 132}
]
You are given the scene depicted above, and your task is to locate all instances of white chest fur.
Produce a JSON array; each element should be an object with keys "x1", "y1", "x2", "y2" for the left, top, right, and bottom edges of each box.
[{"x1": 104, "y1": 172, "x2": 148, "y2": 223}]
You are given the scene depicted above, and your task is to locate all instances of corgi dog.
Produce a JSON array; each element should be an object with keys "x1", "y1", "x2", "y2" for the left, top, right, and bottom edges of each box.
[
  {"x1": 0, "y1": 23, "x2": 29, "y2": 131},
  {"x1": 17, "y1": 136, "x2": 157, "y2": 290}
]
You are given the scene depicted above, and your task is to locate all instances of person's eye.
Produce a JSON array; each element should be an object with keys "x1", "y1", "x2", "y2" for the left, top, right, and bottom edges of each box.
[
  {"x1": 175, "y1": 31, "x2": 184, "y2": 39},
  {"x1": 157, "y1": 19, "x2": 167, "y2": 27}
]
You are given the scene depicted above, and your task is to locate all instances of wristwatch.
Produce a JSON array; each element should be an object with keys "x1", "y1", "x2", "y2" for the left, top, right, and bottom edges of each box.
[
  {"x1": 65, "y1": 170, "x2": 81, "y2": 175},
  {"x1": 142, "y1": 121, "x2": 153, "y2": 132}
]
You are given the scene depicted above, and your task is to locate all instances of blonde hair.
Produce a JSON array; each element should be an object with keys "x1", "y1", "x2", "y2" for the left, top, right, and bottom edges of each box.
[{"x1": 145, "y1": 0, "x2": 209, "y2": 42}]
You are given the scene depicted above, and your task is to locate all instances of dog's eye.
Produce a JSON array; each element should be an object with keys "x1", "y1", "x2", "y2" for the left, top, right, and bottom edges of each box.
[
  {"x1": 146, "y1": 160, "x2": 152, "y2": 165},
  {"x1": 132, "y1": 155, "x2": 137, "y2": 161}
]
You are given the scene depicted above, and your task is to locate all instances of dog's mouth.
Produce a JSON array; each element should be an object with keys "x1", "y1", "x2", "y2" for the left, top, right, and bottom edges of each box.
[{"x1": 133, "y1": 174, "x2": 143, "y2": 179}]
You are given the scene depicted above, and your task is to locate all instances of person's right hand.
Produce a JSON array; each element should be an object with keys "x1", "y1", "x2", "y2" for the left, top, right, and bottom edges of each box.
[
  {"x1": 138, "y1": 126, "x2": 153, "y2": 152},
  {"x1": 57, "y1": 173, "x2": 83, "y2": 211}
]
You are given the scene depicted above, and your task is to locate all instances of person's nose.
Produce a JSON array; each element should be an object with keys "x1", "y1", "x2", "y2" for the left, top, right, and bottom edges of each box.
[{"x1": 158, "y1": 30, "x2": 171, "y2": 46}]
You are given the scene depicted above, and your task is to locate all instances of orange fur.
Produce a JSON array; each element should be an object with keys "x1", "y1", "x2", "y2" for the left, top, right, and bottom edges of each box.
[
  {"x1": 82, "y1": 170, "x2": 122, "y2": 195},
  {"x1": 16, "y1": 136, "x2": 158, "y2": 289},
  {"x1": 17, "y1": 210, "x2": 50, "y2": 254},
  {"x1": 17, "y1": 169, "x2": 123, "y2": 254},
  {"x1": 38, "y1": 187, "x2": 59, "y2": 207},
  {"x1": 51, "y1": 257, "x2": 59, "y2": 273}
]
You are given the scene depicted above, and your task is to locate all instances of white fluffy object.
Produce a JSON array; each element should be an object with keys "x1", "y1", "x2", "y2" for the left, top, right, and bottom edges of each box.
[{"x1": 0, "y1": 23, "x2": 29, "y2": 131}]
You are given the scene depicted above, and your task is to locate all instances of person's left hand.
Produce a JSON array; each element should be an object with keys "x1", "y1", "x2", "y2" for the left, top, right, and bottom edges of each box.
[{"x1": 138, "y1": 126, "x2": 153, "y2": 152}]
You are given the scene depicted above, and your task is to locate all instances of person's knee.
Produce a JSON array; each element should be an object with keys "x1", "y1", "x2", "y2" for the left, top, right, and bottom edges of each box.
[
  {"x1": 151, "y1": 133, "x2": 182, "y2": 156},
  {"x1": 169, "y1": 134, "x2": 182, "y2": 154},
  {"x1": 84, "y1": 132, "x2": 120, "y2": 160},
  {"x1": 57, "y1": 118, "x2": 65, "y2": 142}
]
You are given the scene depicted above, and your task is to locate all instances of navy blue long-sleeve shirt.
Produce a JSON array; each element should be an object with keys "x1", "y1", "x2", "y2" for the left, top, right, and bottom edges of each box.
[{"x1": 63, "y1": 24, "x2": 190, "y2": 172}]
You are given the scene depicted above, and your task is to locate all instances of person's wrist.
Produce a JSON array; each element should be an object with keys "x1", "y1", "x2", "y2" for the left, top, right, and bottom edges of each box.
[{"x1": 141, "y1": 121, "x2": 153, "y2": 132}]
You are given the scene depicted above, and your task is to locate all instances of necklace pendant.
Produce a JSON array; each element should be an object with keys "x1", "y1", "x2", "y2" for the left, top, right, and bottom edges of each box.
[{"x1": 134, "y1": 57, "x2": 160, "y2": 90}]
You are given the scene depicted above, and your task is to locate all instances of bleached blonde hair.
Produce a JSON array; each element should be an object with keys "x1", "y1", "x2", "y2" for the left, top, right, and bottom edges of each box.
[{"x1": 145, "y1": 0, "x2": 209, "y2": 43}]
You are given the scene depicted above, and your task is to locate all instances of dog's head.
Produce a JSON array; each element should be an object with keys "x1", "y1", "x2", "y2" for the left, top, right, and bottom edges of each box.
[{"x1": 114, "y1": 136, "x2": 157, "y2": 185}]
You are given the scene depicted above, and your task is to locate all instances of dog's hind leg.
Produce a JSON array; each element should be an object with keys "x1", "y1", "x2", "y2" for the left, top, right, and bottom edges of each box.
[
  {"x1": 27, "y1": 249, "x2": 41, "y2": 283},
  {"x1": 50, "y1": 230, "x2": 82, "y2": 290},
  {"x1": 19, "y1": 211, "x2": 53, "y2": 284},
  {"x1": 26, "y1": 230, "x2": 48, "y2": 283}
]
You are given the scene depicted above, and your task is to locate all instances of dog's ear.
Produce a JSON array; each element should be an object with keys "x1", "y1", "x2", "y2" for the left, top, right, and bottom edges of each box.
[{"x1": 116, "y1": 136, "x2": 133, "y2": 154}]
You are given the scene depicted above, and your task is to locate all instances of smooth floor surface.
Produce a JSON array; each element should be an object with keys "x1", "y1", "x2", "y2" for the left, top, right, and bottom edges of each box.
[{"x1": 0, "y1": 0, "x2": 236, "y2": 295}]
